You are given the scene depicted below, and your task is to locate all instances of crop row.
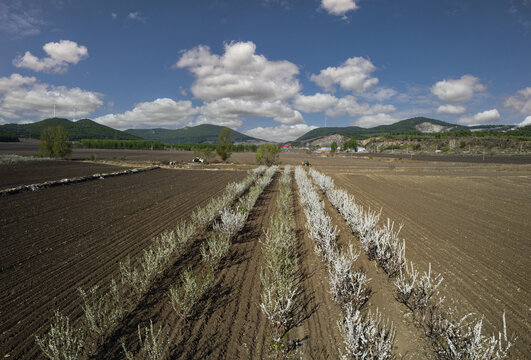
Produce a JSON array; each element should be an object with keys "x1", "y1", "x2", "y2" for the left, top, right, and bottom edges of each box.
[
  {"x1": 36, "y1": 166, "x2": 269, "y2": 360},
  {"x1": 125, "y1": 165, "x2": 278, "y2": 358},
  {"x1": 259, "y1": 165, "x2": 298, "y2": 355},
  {"x1": 295, "y1": 166, "x2": 394, "y2": 359},
  {"x1": 309, "y1": 168, "x2": 514, "y2": 360}
]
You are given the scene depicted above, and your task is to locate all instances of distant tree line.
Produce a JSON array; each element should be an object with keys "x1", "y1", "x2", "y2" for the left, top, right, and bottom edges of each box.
[
  {"x1": 78, "y1": 139, "x2": 166, "y2": 150},
  {"x1": 168, "y1": 143, "x2": 258, "y2": 152}
]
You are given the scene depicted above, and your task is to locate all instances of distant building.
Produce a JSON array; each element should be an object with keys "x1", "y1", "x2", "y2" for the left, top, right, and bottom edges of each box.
[{"x1": 356, "y1": 146, "x2": 367, "y2": 152}]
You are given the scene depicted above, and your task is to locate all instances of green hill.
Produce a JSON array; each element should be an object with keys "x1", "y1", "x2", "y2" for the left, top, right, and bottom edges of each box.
[
  {"x1": 297, "y1": 117, "x2": 467, "y2": 141},
  {"x1": 0, "y1": 129, "x2": 19, "y2": 142},
  {"x1": 126, "y1": 124, "x2": 264, "y2": 144},
  {"x1": 0, "y1": 118, "x2": 140, "y2": 141}
]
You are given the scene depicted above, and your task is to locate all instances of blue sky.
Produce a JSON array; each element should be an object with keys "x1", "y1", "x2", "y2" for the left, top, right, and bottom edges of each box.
[{"x1": 1, "y1": 0, "x2": 530, "y2": 141}]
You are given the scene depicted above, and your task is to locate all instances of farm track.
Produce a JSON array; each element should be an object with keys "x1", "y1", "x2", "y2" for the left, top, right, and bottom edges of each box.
[
  {"x1": 0, "y1": 169, "x2": 245, "y2": 359},
  {"x1": 326, "y1": 170, "x2": 530, "y2": 359},
  {"x1": 0, "y1": 160, "x2": 125, "y2": 188}
]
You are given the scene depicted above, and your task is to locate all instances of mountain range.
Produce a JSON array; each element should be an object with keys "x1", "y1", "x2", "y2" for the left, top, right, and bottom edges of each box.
[{"x1": 0, "y1": 117, "x2": 525, "y2": 144}]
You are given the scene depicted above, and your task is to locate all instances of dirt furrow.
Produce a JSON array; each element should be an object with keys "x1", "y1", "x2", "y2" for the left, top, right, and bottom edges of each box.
[
  {"x1": 292, "y1": 174, "x2": 343, "y2": 359},
  {"x1": 174, "y1": 174, "x2": 279, "y2": 360}
]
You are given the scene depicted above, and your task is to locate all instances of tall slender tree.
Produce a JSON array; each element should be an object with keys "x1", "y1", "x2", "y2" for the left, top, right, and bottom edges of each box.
[{"x1": 216, "y1": 127, "x2": 233, "y2": 161}]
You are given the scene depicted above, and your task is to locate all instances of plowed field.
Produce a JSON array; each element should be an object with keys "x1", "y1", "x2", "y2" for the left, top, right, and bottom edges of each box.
[
  {"x1": 315, "y1": 161, "x2": 531, "y2": 359},
  {"x1": 2, "y1": 155, "x2": 529, "y2": 359},
  {"x1": 0, "y1": 168, "x2": 245, "y2": 358},
  {"x1": 0, "y1": 160, "x2": 124, "y2": 189}
]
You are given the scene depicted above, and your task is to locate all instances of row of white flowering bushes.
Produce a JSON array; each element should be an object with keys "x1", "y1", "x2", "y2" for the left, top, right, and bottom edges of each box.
[
  {"x1": 259, "y1": 165, "x2": 298, "y2": 355},
  {"x1": 308, "y1": 168, "x2": 514, "y2": 360},
  {"x1": 295, "y1": 166, "x2": 394, "y2": 359},
  {"x1": 36, "y1": 166, "x2": 269, "y2": 360}
]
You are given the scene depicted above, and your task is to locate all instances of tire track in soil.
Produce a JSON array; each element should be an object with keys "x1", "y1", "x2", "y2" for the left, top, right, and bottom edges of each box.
[
  {"x1": 310, "y1": 171, "x2": 433, "y2": 359},
  {"x1": 0, "y1": 169, "x2": 245, "y2": 359},
  {"x1": 291, "y1": 173, "x2": 343, "y2": 359}
]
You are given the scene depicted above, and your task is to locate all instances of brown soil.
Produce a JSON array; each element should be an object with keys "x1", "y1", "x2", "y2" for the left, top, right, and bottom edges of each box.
[
  {"x1": 315, "y1": 164, "x2": 531, "y2": 359},
  {"x1": 0, "y1": 169, "x2": 245, "y2": 359},
  {"x1": 0, "y1": 160, "x2": 125, "y2": 188}
]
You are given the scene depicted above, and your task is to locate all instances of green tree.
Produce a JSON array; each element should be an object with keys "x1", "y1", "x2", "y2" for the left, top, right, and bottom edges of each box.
[
  {"x1": 255, "y1": 144, "x2": 281, "y2": 165},
  {"x1": 52, "y1": 125, "x2": 72, "y2": 158},
  {"x1": 330, "y1": 142, "x2": 338, "y2": 154},
  {"x1": 216, "y1": 127, "x2": 233, "y2": 161},
  {"x1": 39, "y1": 125, "x2": 72, "y2": 158},
  {"x1": 342, "y1": 138, "x2": 358, "y2": 151},
  {"x1": 39, "y1": 126, "x2": 55, "y2": 157}
]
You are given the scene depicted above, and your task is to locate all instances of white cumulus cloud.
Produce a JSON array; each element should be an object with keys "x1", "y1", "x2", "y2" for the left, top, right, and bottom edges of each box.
[
  {"x1": 353, "y1": 113, "x2": 398, "y2": 128},
  {"x1": 94, "y1": 98, "x2": 198, "y2": 130},
  {"x1": 311, "y1": 57, "x2": 379, "y2": 94},
  {"x1": 518, "y1": 115, "x2": 531, "y2": 127},
  {"x1": 293, "y1": 93, "x2": 338, "y2": 113},
  {"x1": 320, "y1": 0, "x2": 358, "y2": 18},
  {"x1": 325, "y1": 95, "x2": 396, "y2": 117},
  {"x1": 431, "y1": 75, "x2": 486, "y2": 102},
  {"x1": 360, "y1": 87, "x2": 397, "y2": 102},
  {"x1": 13, "y1": 40, "x2": 88, "y2": 73},
  {"x1": 244, "y1": 124, "x2": 318, "y2": 142},
  {"x1": 200, "y1": 98, "x2": 303, "y2": 126},
  {"x1": 457, "y1": 109, "x2": 500, "y2": 126},
  {"x1": 504, "y1": 87, "x2": 531, "y2": 115},
  {"x1": 0, "y1": 73, "x2": 103, "y2": 121},
  {"x1": 436, "y1": 104, "x2": 466, "y2": 114},
  {"x1": 176, "y1": 41, "x2": 300, "y2": 102}
]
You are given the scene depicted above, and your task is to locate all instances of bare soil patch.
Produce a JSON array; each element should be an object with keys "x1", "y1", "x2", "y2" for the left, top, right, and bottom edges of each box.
[{"x1": 0, "y1": 160, "x2": 125, "y2": 188}]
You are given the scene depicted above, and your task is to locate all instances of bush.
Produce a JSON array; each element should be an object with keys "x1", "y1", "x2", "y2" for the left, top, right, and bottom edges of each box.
[
  {"x1": 122, "y1": 320, "x2": 168, "y2": 360},
  {"x1": 35, "y1": 311, "x2": 85, "y2": 360},
  {"x1": 255, "y1": 144, "x2": 281, "y2": 165},
  {"x1": 331, "y1": 141, "x2": 338, "y2": 154},
  {"x1": 216, "y1": 127, "x2": 233, "y2": 161},
  {"x1": 39, "y1": 125, "x2": 72, "y2": 158},
  {"x1": 342, "y1": 139, "x2": 358, "y2": 151}
]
